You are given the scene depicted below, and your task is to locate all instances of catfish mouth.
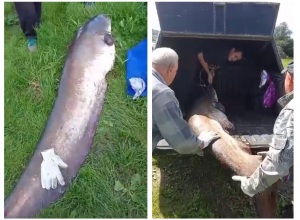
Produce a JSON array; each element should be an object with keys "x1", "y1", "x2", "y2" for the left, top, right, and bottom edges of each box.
[
  {"x1": 94, "y1": 14, "x2": 111, "y2": 33},
  {"x1": 92, "y1": 14, "x2": 114, "y2": 46}
]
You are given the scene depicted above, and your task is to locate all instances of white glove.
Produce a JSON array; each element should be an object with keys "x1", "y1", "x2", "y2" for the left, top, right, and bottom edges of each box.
[
  {"x1": 257, "y1": 151, "x2": 268, "y2": 159},
  {"x1": 41, "y1": 148, "x2": 68, "y2": 190},
  {"x1": 198, "y1": 130, "x2": 219, "y2": 149},
  {"x1": 129, "y1": 77, "x2": 146, "y2": 100},
  {"x1": 232, "y1": 176, "x2": 255, "y2": 197}
]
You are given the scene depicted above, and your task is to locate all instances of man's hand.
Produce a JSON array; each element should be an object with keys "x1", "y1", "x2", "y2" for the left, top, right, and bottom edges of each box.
[
  {"x1": 208, "y1": 72, "x2": 214, "y2": 84},
  {"x1": 257, "y1": 151, "x2": 268, "y2": 158},
  {"x1": 41, "y1": 148, "x2": 68, "y2": 190},
  {"x1": 232, "y1": 176, "x2": 255, "y2": 197},
  {"x1": 198, "y1": 130, "x2": 219, "y2": 149}
]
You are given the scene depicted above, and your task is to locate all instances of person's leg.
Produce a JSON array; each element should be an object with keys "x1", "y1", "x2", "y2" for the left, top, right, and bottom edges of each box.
[
  {"x1": 14, "y1": 2, "x2": 38, "y2": 52},
  {"x1": 280, "y1": 166, "x2": 294, "y2": 218},
  {"x1": 34, "y1": 2, "x2": 42, "y2": 26},
  {"x1": 282, "y1": 204, "x2": 293, "y2": 218}
]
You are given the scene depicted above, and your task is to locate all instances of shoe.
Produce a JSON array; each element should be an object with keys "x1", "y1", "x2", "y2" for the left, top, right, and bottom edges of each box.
[{"x1": 27, "y1": 38, "x2": 37, "y2": 52}]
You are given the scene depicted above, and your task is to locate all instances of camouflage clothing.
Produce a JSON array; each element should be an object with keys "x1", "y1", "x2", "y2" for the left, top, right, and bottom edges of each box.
[
  {"x1": 245, "y1": 91, "x2": 294, "y2": 195},
  {"x1": 152, "y1": 68, "x2": 202, "y2": 154}
]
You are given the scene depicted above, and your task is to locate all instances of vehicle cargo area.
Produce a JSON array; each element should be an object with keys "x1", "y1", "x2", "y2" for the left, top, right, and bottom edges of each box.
[{"x1": 159, "y1": 37, "x2": 284, "y2": 148}]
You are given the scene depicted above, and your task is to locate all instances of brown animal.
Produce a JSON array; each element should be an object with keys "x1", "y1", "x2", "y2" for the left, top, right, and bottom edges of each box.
[{"x1": 187, "y1": 85, "x2": 278, "y2": 217}]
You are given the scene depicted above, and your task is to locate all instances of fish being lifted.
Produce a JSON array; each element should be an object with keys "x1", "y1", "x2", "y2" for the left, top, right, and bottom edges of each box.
[
  {"x1": 187, "y1": 85, "x2": 278, "y2": 218},
  {"x1": 5, "y1": 14, "x2": 116, "y2": 218}
]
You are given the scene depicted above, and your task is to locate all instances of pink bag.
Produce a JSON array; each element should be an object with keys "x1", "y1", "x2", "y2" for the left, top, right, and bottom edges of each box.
[{"x1": 259, "y1": 70, "x2": 277, "y2": 108}]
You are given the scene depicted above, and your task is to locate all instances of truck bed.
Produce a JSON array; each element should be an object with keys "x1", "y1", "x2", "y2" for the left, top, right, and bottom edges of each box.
[
  {"x1": 153, "y1": 66, "x2": 278, "y2": 156},
  {"x1": 153, "y1": 16, "x2": 282, "y2": 157},
  {"x1": 227, "y1": 109, "x2": 275, "y2": 147}
]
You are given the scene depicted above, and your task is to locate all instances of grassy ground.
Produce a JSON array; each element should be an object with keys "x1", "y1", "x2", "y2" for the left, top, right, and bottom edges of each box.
[
  {"x1": 4, "y1": 2, "x2": 147, "y2": 218},
  {"x1": 152, "y1": 155, "x2": 256, "y2": 218},
  {"x1": 282, "y1": 58, "x2": 293, "y2": 67},
  {"x1": 152, "y1": 58, "x2": 293, "y2": 218}
]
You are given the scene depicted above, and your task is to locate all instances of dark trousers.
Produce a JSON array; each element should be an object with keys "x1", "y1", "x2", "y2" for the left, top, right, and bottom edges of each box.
[
  {"x1": 14, "y1": 2, "x2": 42, "y2": 39},
  {"x1": 282, "y1": 204, "x2": 293, "y2": 218}
]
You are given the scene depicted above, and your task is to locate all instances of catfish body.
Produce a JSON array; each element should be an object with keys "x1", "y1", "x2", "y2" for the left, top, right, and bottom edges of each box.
[
  {"x1": 4, "y1": 14, "x2": 116, "y2": 218},
  {"x1": 188, "y1": 86, "x2": 278, "y2": 218}
]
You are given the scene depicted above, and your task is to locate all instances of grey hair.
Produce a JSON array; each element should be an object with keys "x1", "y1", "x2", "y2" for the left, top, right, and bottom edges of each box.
[{"x1": 152, "y1": 47, "x2": 178, "y2": 67}]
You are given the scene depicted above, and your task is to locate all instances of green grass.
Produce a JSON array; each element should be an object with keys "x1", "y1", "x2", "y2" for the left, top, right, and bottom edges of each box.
[
  {"x1": 152, "y1": 155, "x2": 291, "y2": 218},
  {"x1": 152, "y1": 155, "x2": 256, "y2": 218},
  {"x1": 4, "y1": 2, "x2": 147, "y2": 218},
  {"x1": 282, "y1": 58, "x2": 293, "y2": 67}
]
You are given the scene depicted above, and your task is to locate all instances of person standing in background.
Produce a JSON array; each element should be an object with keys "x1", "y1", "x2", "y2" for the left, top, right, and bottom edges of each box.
[{"x1": 14, "y1": 2, "x2": 41, "y2": 52}]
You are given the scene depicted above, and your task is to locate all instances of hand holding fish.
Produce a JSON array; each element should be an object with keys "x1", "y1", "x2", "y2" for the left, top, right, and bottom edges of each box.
[
  {"x1": 208, "y1": 65, "x2": 217, "y2": 84},
  {"x1": 257, "y1": 151, "x2": 268, "y2": 158},
  {"x1": 208, "y1": 72, "x2": 214, "y2": 84},
  {"x1": 41, "y1": 148, "x2": 68, "y2": 190},
  {"x1": 232, "y1": 176, "x2": 255, "y2": 197},
  {"x1": 198, "y1": 130, "x2": 219, "y2": 149}
]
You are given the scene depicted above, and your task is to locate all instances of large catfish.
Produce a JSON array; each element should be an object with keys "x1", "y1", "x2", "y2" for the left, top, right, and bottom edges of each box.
[
  {"x1": 187, "y1": 85, "x2": 278, "y2": 218},
  {"x1": 4, "y1": 14, "x2": 116, "y2": 218}
]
